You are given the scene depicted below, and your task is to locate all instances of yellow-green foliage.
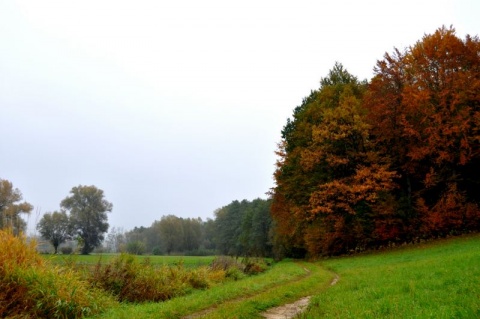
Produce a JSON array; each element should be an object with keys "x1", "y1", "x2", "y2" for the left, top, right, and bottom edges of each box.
[
  {"x1": 0, "y1": 230, "x2": 114, "y2": 319},
  {"x1": 90, "y1": 254, "x2": 220, "y2": 303}
]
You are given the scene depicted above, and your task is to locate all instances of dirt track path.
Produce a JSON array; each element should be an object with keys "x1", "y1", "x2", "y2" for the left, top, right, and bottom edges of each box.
[
  {"x1": 260, "y1": 273, "x2": 339, "y2": 319},
  {"x1": 183, "y1": 265, "x2": 339, "y2": 319}
]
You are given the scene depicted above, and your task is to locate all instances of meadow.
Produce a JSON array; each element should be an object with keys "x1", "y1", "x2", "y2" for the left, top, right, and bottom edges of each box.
[
  {"x1": 43, "y1": 254, "x2": 216, "y2": 268},
  {"x1": 302, "y1": 234, "x2": 480, "y2": 318},
  {"x1": 2, "y1": 231, "x2": 479, "y2": 318},
  {"x1": 93, "y1": 234, "x2": 480, "y2": 318}
]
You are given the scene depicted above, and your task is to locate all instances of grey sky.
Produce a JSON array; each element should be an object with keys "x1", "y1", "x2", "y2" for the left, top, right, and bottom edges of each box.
[{"x1": 1, "y1": 0, "x2": 479, "y2": 233}]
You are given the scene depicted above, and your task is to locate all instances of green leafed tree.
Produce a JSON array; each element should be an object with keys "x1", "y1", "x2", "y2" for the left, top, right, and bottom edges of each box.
[
  {"x1": 158, "y1": 215, "x2": 184, "y2": 255},
  {"x1": 60, "y1": 185, "x2": 112, "y2": 254},
  {"x1": 36, "y1": 210, "x2": 72, "y2": 254},
  {"x1": 214, "y1": 198, "x2": 273, "y2": 257},
  {"x1": 0, "y1": 179, "x2": 33, "y2": 235}
]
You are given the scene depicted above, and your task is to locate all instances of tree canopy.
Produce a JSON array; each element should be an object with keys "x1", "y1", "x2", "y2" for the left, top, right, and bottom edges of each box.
[
  {"x1": 271, "y1": 27, "x2": 480, "y2": 257},
  {"x1": 0, "y1": 179, "x2": 33, "y2": 235},
  {"x1": 36, "y1": 210, "x2": 71, "y2": 254},
  {"x1": 61, "y1": 185, "x2": 112, "y2": 254}
]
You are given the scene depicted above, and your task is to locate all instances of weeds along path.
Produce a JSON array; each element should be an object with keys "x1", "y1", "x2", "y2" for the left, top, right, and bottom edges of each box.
[
  {"x1": 94, "y1": 260, "x2": 317, "y2": 319},
  {"x1": 182, "y1": 262, "x2": 336, "y2": 319}
]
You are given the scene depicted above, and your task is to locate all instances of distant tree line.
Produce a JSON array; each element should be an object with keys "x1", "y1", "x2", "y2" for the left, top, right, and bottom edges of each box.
[
  {"x1": 106, "y1": 198, "x2": 273, "y2": 257},
  {"x1": 1, "y1": 177, "x2": 273, "y2": 258}
]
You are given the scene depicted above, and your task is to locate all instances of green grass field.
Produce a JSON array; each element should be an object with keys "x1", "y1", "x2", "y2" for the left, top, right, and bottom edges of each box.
[
  {"x1": 302, "y1": 234, "x2": 480, "y2": 318},
  {"x1": 80, "y1": 234, "x2": 479, "y2": 318},
  {"x1": 43, "y1": 254, "x2": 216, "y2": 268}
]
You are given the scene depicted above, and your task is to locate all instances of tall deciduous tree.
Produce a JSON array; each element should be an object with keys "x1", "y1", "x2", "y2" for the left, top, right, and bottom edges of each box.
[
  {"x1": 366, "y1": 26, "x2": 480, "y2": 237},
  {"x1": 240, "y1": 199, "x2": 272, "y2": 257},
  {"x1": 61, "y1": 185, "x2": 112, "y2": 254},
  {"x1": 104, "y1": 227, "x2": 126, "y2": 253},
  {"x1": 36, "y1": 210, "x2": 71, "y2": 254},
  {"x1": 0, "y1": 179, "x2": 33, "y2": 235},
  {"x1": 158, "y1": 215, "x2": 184, "y2": 255},
  {"x1": 272, "y1": 63, "x2": 397, "y2": 256},
  {"x1": 213, "y1": 199, "x2": 273, "y2": 257}
]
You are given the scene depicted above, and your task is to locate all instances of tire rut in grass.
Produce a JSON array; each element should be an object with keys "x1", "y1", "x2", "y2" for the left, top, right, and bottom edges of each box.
[
  {"x1": 260, "y1": 271, "x2": 339, "y2": 319},
  {"x1": 182, "y1": 263, "x2": 312, "y2": 319}
]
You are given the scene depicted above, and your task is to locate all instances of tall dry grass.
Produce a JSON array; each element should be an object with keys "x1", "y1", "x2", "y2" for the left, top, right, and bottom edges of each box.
[
  {"x1": 0, "y1": 229, "x2": 114, "y2": 319},
  {"x1": 89, "y1": 254, "x2": 215, "y2": 302}
]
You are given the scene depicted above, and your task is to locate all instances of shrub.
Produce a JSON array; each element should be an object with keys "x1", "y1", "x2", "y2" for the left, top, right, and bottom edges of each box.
[
  {"x1": 90, "y1": 254, "x2": 212, "y2": 302},
  {"x1": 206, "y1": 268, "x2": 226, "y2": 283},
  {"x1": 60, "y1": 246, "x2": 73, "y2": 255},
  {"x1": 225, "y1": 267, "x2": 245, "y2": 280},
  {"x1": 152, "y1": 246, "x2": 163, "y2": 255},
  {"x1": 126, "y1": 240, "x2": 146, "y2": 255},
  {"x1": 210, "y1": 256, "x2": 245, "y2": 272},
  {"x1": 0, "y1": 230, "x2": 114, "y2": 319},
  {"x1": 210, "y1": 256, "x2": 247, "y2": 280},
  {"x1": 243, "y1": 258, "x2": 269, "y2": 275},
  {"x1": 209, "y1": 256, "x2": 270, "y2": 280},
  {"x1": 188, "y1": 267, "x2": 210, "y2": 289}
]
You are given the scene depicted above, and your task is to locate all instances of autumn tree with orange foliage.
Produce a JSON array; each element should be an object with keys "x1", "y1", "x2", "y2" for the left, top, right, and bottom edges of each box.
[
  {"x1": 271, "y1": 27, "x2": 480, "y2": 257},
  {"x1": 366, "y1": 26, "x2": 480, "y2": 239},
  {"x1": 271, "y1": 64, "x2": 397, "y2": 257}
]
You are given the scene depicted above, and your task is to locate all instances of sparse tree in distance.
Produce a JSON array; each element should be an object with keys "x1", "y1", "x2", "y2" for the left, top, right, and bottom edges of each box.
[
  {"x1": 61, "y1": 185, "x2": 112, "y2": 255},
  {"x1": 36, "y1": 210, "x2": 71, "y2": 254},
  {"x1": 126, "y1": 240, "x2": 146, "y2": 255},
  {"x1": 104, "y1": 226, "x2": 126, "y2": 253},
  {"x1": 0, "y1": 179, "x2": 33, "y2": 235}
]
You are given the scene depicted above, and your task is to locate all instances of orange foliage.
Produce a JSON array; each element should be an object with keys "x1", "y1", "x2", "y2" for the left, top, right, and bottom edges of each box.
[
  {"x1": 366, "y1": 26, "x2": 480, "y2": 239},
  {"x1": 418, "y1": 183, "x2": 480, "y2": 237},
  {"x1": 271, "y1": 28, "x2": 480, "y2": 257},
  {"x1": 309, "y1": 164, "x2": 397, "y2": 217}
]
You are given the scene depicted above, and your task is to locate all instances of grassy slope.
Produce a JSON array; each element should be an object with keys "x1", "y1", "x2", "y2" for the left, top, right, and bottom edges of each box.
[
  {"x1": 86, "y1": 235, "x2": 479, "y2": 318},
  {"x1": 303, "y1": 234, "x2": 480, "y2": 318}
]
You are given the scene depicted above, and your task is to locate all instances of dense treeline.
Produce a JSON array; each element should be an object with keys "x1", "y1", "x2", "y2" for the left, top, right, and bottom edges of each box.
[
  {"x1": 115, "y1": 198, "x2": 273, "y2": 257},
  {"x1": 271, "y1": 26, "x2": 480, "y2": 257},
  {"x1": 214, "y1": 198, "x2": 272, "y2": 257},
  {"x1": 122, "y1": 215, "x2": 213, "y2": 255}
]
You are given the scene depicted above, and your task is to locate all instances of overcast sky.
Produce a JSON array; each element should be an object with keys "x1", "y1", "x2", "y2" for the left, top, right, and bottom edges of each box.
[{"x1": 1, "y1": 0, "x2": 479, "y2": 234}]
